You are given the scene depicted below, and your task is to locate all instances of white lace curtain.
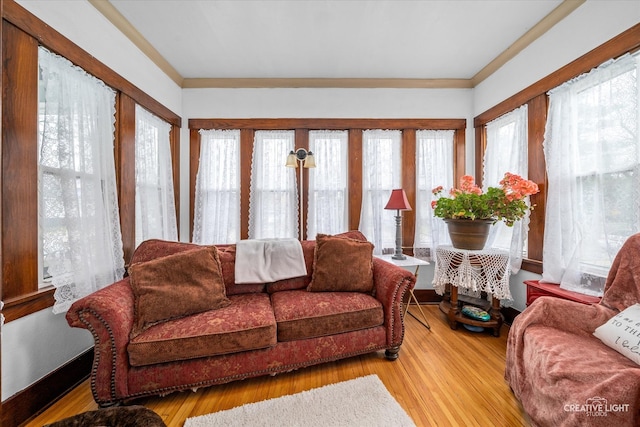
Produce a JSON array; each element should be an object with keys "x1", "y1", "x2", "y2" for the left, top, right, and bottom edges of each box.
[
  {"x1": 193, "y1": 130, "x2": 241, "y2": 244},
  {"x1": 38, "y1": 46, "x2": 125, "y2": 314},
  {"x1": 359, "y1": 130, "x2": 402, "y2": 254},
  {"x1": 249, "y1": 130, "x2": 297, "y2": 239},
  {"x1": 483, "y1": 104, "x2": 529, "y2": 273},
  {"x1": 307, "y1": 130, "x2": 349, "y2": 237},
  {"x1": 135, "y1": 105, "x2": 177, "y2": 246},
  {"x1": 543, "y1": 52, "x2": 640, "y2": 296},
  {"x1": 414, "y1": 130, "x2": 455, "y2": 261}
]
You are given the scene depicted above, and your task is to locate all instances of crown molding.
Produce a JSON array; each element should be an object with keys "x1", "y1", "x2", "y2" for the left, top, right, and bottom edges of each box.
[
  {"x1": 90, "y1": 0, "x2": 583, "y2": 89},
  {"x1": 181, "y1": 78, "x2": 474, "y2": 89}
]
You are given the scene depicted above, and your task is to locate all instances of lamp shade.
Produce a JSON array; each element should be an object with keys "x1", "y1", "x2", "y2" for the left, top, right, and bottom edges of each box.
[
  {"x1": 303, "y1": 152, "x2": 316, "y2": 168},
  {"x1": 384, "y1": 189, "x2": 411, "y2": 211},
  {"x1": 285, "y1": 151, "x2": 298, "y2": 168}
]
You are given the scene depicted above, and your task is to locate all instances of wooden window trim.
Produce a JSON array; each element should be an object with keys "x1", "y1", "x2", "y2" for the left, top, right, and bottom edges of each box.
[
  {"x1": 473, "y1": 23, "x2": 640, "y2": 274},
  {"x1": 188, "y1": 118, "x2": 466, "y2": 243},
  {"x1": 1, "y1": 0, "x2": 181, "y2": 322}
]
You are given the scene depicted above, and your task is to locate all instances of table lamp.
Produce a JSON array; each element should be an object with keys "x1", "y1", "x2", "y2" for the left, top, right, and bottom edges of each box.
[{"x1": 384, "y1": 189, "x2": 411, "y2": 260}]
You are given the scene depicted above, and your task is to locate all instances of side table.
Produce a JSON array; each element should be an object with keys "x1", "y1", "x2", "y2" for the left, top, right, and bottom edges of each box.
[
  {"x1": 375, "y1": 254, "x2": 431, "y2": 330},
  {"x1": 524, "y1": 280, "x2": 601, "y2": 306},
  {"x1": 433, "y1": 246, "x2": 510, "y2": 337}
]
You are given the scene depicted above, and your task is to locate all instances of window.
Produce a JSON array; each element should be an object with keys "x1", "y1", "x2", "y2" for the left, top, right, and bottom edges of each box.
[
  {"x1": 414, "y1": 130, "x2": 454, "y2": 260},
  {"x1": 249, "y1": 130, "x2": 297, "y2": 239},
  {"x1": 193, "y1": 129, "x2": 241, "y2": 244},
  {"x1": 135, "y1": 104, "x2": 178, "y2": 245},
  {"x1": 188, "y1": 119, "x2": 465, "y2": 249},
  {"x1": 307, "y1": 130, "x2": 349, "y2": 237},
  {"x1": 543, "y1": 52, "x2": 640, "y2": 296},
  {"x1": 483, "y1": 105, "x2": 529, "y2": 272},
  {"x1": 359, "y1": 130, "x2": 402, "y2": 254},
  {"x1": 37, "y1": 46, "x2": 125, "y2": 313}
]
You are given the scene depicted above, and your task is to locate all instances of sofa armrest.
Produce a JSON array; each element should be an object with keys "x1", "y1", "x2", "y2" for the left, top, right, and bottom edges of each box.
[
  {"x1": 65, "y1": 278, "x2": 135, "y2": 405},
  {"x1": 372, "y1": 258, "x2": 416, "y2": 347}
]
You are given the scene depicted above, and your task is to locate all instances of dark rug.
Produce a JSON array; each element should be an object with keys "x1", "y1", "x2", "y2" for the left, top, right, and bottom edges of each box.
[{"x1": 43, "y1": 405, "x2": 166, "y2": 427}]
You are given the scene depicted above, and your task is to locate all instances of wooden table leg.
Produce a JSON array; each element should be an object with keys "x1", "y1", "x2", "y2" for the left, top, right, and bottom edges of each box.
[
  {"x1": 490, "y1": 295, "x2": 503, "y2": 337},
  {"x1": 447, "y1": 284, "x2": 459, "y2": 330}
]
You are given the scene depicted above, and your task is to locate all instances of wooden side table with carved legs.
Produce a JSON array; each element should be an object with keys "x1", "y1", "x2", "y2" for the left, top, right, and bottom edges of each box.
[{"x1": 433, "y1": 246, "x2": 511, "y2": 337}]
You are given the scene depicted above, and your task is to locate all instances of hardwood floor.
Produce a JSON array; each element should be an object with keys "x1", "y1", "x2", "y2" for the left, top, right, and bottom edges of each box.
[{"x1": 24, "y1": 305, "x2": 530, "y2": 426}]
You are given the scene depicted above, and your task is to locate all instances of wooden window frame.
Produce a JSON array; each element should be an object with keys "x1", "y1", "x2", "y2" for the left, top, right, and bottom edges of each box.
[
  {"x1": 474, "y1": 23, "x2": 640, "y2": 274},
  {"x1": 1, "y1": 0, "x2": 182, "y2": 323},
  {"x1": 189, "y1": 118, "x2": 466, "y2": 246}
]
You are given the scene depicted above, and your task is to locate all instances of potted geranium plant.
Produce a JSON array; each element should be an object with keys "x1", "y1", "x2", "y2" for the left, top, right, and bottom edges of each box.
[{"x1": 432, "y1": 173, "x2": 539, "y2": 250}]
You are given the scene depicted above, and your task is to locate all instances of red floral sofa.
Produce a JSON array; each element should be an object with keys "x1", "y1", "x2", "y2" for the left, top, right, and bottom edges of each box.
[{"x1": 66, "y1": 231, "x2": 415, "y2": 407}]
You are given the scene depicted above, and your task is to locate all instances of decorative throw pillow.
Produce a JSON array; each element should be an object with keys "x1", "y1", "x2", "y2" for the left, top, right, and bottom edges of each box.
[
  {"x1": 593, "y1": 303, "x2": 640, "y2": 365},
  {"x1": 307, "y1": 233, "x2": 374, "y2": 293},
  {"x1": 129, "y1": 246, "x2": 231, "y2": 338}
]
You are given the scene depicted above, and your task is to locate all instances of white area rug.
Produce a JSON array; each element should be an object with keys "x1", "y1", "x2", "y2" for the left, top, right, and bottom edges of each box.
[{"x1": 183, "y1": 374, "x2": 415, "y2": 427}]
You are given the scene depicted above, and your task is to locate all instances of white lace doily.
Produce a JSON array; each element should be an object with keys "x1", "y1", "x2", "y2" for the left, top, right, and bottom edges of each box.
[{"x1": 433, "y1": 245, "x2": 512, "y2": 301}]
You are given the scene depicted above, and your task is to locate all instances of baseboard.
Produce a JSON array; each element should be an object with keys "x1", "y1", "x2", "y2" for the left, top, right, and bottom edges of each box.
[
  {"x1": 411, "y1": 289, "x2": 441, "y2": 303},
  {"x1": 2, "y1": 348, "x2": 93, "y2": 427}
]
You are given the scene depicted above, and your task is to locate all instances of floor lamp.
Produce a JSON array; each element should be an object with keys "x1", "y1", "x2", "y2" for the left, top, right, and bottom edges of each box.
[
  {"x1": 286, "y1": 148, "x2": 316, "y2": 239},
  {"x1": 384, "y1": 189, "x2": 412, "y2": 260}
]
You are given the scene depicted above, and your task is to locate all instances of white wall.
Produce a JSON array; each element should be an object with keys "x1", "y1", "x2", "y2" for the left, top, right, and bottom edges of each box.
[{"x1": 2, "y1": 0, "x2": 182, "y2": 402}]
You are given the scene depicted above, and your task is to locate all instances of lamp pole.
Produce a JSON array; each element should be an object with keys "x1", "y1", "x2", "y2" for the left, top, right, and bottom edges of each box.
[{"x1": 286, "y1": 148, "x2": 316, "y2": 240}]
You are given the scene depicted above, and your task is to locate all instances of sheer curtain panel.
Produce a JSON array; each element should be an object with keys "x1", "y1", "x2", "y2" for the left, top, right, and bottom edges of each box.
[
  {"x1": 359, "y1": 130, "x2": 402, "y2": 254},
  {"x1": 193, "y1": 129, "x2": 241, "y2": 244},
  {"x1": 249, "y1": 130, "x2": 297, "y2": 239},
  {"x1": 307, "y1": 130, "x2": 348, "y2": 238},
  {"x1": 38, "y1": 47, "x2": 125, "y2": 314},
  {"x1": 483, "y1": 105, "x2": 529, "y2": 273},
  {"x1": 414, "y1": 130, "x2": 454, "y2": 261},
  {"x1": 135, "y1": 104, "x2": 177, "y2": 246},
  {"x1": 543, "y1": 53, "x2": 640, "y2": 296}
]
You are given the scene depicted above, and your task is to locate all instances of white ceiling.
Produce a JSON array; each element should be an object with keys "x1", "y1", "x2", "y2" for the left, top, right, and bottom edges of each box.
[{"x1": 102, "y1": 0, "x2": 573, "y2": 86}]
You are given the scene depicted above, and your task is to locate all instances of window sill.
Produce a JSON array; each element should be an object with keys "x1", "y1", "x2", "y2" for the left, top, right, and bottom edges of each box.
[{"x1": 3, "y1": 287, "x2": 55, "y2": 323}]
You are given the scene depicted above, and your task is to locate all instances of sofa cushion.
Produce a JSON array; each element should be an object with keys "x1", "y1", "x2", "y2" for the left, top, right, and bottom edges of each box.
[
  {"x1": 271, "y1": 290, "x2": 383, "y2": 342},
  {"x1": 128, "y1": 293, "x2": 277, "y2": 366},
  {"x1": 129, "y1": 246, "x2": 231, "y2": 338},
  {"x1": 307, "y1": 233, "x2": 374, "y2": 293},
  {"x1": 594, "y1": 303, "x2": 640, "y2": 365}
]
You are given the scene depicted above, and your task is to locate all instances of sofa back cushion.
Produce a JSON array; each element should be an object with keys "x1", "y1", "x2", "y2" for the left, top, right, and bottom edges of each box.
[
  {"x1": 131, "y1": 240, "x2": 264, "y2": 296},
  {"x1": 130, "y1": 239, "x2": 200, "y2": 265},
  {"x1": 265, "y1": 231, "x2": 370, "y2": 294},
  {"x1": 601, "y1": 233, "x2": 640, "y2": 312},
  {"x1": 129, "y1": 246, "x2": 231, "y2": 338},
  {"x1": 307, "y1": 233, "x2": 374, "y2": 293},
  {"x1": 266, "y1": 240, "x2": 315, "y2": 293}
]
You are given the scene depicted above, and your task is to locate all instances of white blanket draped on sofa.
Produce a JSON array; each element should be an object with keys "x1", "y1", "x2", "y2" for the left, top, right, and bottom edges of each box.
[{"x1": 235, "y1": 238, "x2": 307, "y2": 284}]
